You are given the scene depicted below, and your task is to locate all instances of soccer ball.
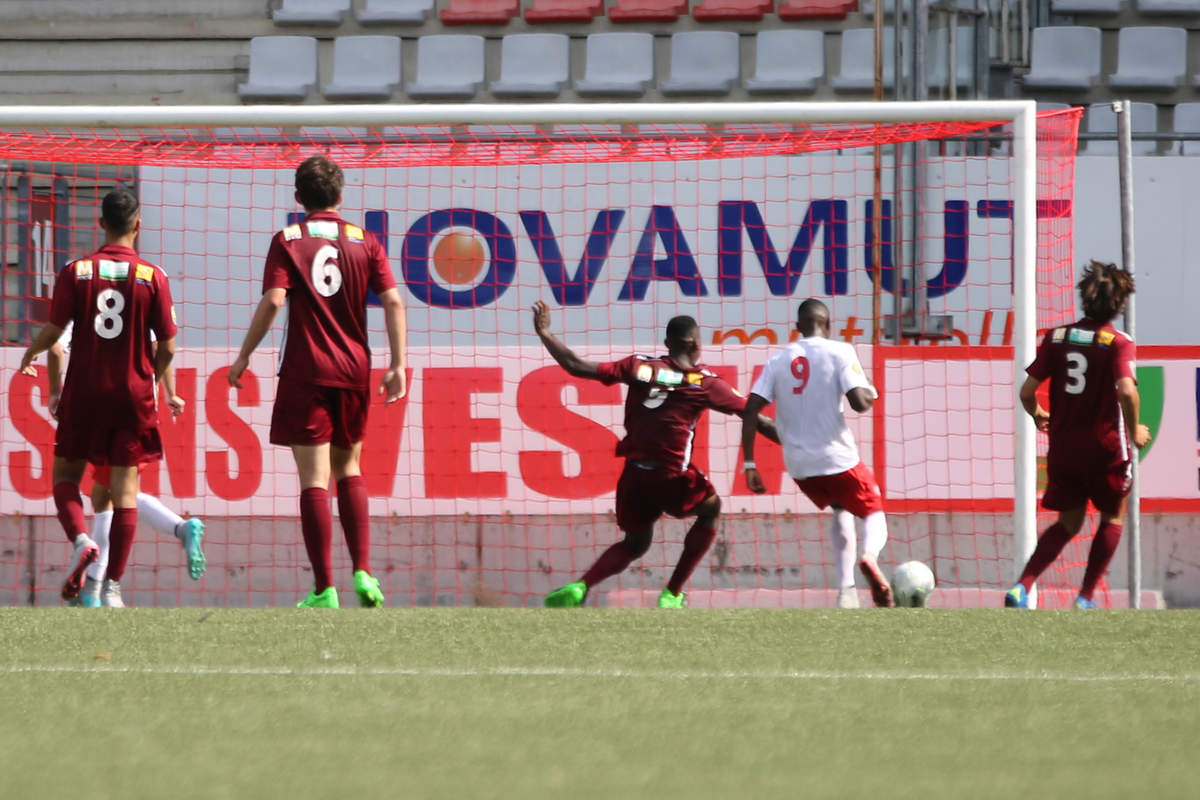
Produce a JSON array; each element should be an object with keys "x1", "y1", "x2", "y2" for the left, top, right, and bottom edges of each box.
[{"x1": 892, "y1": 561, "x2": 936, "y2": 607}]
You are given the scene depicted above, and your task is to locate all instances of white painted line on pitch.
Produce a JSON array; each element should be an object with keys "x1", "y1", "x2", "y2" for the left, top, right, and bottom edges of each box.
[{"x1": 3, "y1": 664, "x2": 1197, "y2": 683}]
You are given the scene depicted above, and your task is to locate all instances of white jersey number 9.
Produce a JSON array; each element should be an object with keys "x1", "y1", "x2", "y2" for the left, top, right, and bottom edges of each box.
[
  {"x1": 311, "y1": 244, "x2": 343, "y2": 298},
  {"x1": 94, "y1": 288, "x2": 125, "y2": 339}
]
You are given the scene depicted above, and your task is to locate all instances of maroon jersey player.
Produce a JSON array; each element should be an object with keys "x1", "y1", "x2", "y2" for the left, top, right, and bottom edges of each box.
[
  {"x1": 228, "y1": 155, "x2": 407, "y2": 609},
  {"x1": 1008, "y1": 260, "x2": 1151, "y2": 610},
  {"x1": 19, "y1": 188, "x2": 181, "y2": 606},
  {"x1": 532, "y1": 300, "x2": 777, "y2": 608}
]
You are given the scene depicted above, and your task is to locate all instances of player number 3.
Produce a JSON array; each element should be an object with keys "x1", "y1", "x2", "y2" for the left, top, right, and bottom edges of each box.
[
  {"x1": 1064, "y1": 351, "x2": 1088, "y2": 395},
  {"x1": 94, "y1": 288, "x2": 125, "y2": 339},
  {"x1": 311, "y1": 244, "x2": 343, "y2": 298}
]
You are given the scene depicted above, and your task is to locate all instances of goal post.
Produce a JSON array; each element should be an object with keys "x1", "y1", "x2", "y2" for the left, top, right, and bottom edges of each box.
[{"x1": 0, "y1": 101, "x2": 1082, "y2": 607}]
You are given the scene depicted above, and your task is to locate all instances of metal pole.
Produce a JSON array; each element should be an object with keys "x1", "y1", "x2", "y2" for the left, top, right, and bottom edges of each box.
[
  {"x1": 872, "y1": 0, "x2": 885, "y2": 345},
  {"x1": 912, "y1": 0, "x2": 930, "y2": 324},
  {"x1": 1012, "y1": 101, "x2": 1039, "y2": 607},
  {"x1": 1115, "y1": 99, "x2": 1142, "y2": 610}
]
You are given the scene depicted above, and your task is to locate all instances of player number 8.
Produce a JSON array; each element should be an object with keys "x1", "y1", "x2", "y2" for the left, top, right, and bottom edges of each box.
[
  {"x1": 311, "y1": 244, "x2": 343, "y2": 298},
  {"x1": 94, "y1": 288, "x2": 125, "y2": 339}
]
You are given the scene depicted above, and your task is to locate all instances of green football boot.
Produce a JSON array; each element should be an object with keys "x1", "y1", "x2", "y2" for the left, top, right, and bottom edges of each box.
[
  {"x1": 354, "y1": 570, "x2": 385, "y2": 608},
  {"x1": 657, "y1": 589, "x2": 686, "y2": 609},
  {"x1": 297, "y1": 586, "x2": 340, "y2": 608},
  {"x1": 544, "y1": 581, "x2": 587, "y2": 608}
]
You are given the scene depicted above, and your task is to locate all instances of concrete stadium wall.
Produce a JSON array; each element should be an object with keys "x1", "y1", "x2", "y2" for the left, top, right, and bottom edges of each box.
[{"x1": 3, "y1": 512, "x2": 1198, "y2": 608}]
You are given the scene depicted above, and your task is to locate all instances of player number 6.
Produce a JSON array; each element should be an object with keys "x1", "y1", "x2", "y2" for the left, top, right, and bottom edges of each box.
[{"x1": 311, "y1": 244, "x2": 343, "y2": 298}]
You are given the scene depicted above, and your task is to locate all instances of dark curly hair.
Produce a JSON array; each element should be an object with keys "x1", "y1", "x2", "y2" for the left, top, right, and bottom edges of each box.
[
  {"x1": 294, "y1": 155, "x2": 343, "y2": 211},
  {"x1": 1078, "y1": 260, "x2": 1135, "y2": 323}
]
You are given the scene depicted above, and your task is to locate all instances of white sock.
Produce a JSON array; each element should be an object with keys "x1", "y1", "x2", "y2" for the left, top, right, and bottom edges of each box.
[
  {"x1": 862, "y1": 511, "x2": 889, "y2": 561},
  {"x1": 138, "y1": 492, "x2": 184, "y2": 539},
  {"x1": 87, "y1": 510, "x2": 113, "y2": 581},
  {"x1": 831, "y1": 508, "x2": 857, "y2": 588}
]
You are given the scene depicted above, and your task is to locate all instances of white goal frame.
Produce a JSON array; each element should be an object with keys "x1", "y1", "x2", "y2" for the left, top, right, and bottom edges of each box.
[{"x1": 0, "y1": 100, "x2": 1041, "y2": 594}]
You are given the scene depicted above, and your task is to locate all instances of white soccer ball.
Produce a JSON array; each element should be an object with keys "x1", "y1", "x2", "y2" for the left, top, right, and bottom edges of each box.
[{"x1": 892, "y1": 561, "x2": 936, "y2": 607}]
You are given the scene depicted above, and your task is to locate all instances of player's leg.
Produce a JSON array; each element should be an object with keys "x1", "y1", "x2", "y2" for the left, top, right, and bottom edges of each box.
[
  {"x1": 1006, "y1": 505, "x2": 1086, "y2": 608},
  {"x1": 829, "y1": 507, "x2": 858, "y2": 608},
  {"x1": 292, "y1": 443, "x2": 339, "y2": 608},
  {"x1": 1076, "y1": 466, "x2": 1133, "y2": 608},
  {"x1": 662, "y1": 470, "x2": 722, "y2": 607},
  {"x1": 858, "y1": 510, "x2": 893, "y2": 607},
  {"x1": 827, "y1": 463, "x2": 891, "y2": 608},
  {"x1": 546, "y1": 464, "x2": 658, "y2": 607},
  {"x1": 52, "y1": 456, "x2": 97, "y2": 602},
  {"x1": 137, "y1": 492, "x2": 206, "y2": 580},
  {"x1": 101, "y1": 464, "x2": 140, "y2": 608},
  {"x1": 81, "y1": 478, "x2": 113, "y2": 608},
  {"x1": 331, "y1": 440, "x2": 382, "y2": 608}
]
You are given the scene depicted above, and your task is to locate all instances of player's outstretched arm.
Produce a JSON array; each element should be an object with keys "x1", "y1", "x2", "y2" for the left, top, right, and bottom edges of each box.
[
  {"x1": 155, "y1": 336, "x2": 177, "y2": 387},
  {"x1": 229, "y1": 288, "x2": 286, "y2": 388},
  {"x1": 1116, "y1": 376, "x2": 1151, "y2": 448},
  {"x1": 753, "y1": 413, "x2": 780, "y2": 445},
  {"x1": 740, "y1": 393, "x2": 770, "y2": 494},
  {"x1": 18, "y1": 322, "x2": 65, "y2": 377},
  {"x1": 1018, "y1": 375, "x2": 1049, "y2": 432},
  {"x1": 379, "y1": 287, "x2": 408, "y2": 403},
  {"x1": 46, "y1": 341, "x2": 65, "y2": 419},
  {"x1": 531, "y1": 300, "x2": 600, "y2": 379}
]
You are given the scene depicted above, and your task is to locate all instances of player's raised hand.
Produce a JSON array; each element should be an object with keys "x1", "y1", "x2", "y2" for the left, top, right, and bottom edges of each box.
[
  {"x1": 745, "y1": 466, "x2": 766, "y2": 494},
  {"x1": 227, "y1": 355, "x2": 249, "y2": 389},
  {"x1": 531, "y1": 300, "x2": 551, "y2": 335},
  {"x1": 167, "y1": 394, "x2": 186, "y2": 417},
  {"x1": 1134, "y1": 423, "x2": 1151, "y2": 449},
  {"x1": 381, "y1": 367, "x2": 407, "y2": 404}
]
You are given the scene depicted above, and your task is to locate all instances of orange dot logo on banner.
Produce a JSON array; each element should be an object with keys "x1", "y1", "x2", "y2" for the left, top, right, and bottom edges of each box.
[{"x1": 432, "y1": 231, "x2": 486, "y2": 285}]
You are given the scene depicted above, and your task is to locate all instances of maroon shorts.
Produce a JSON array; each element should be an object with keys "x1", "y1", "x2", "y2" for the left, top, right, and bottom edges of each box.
[
  {"x1": 55, "y1": 419, "x2": 162, "y2": 468},
  {"x1": 1042, "y1": 459, "x2": 1132, "y2": 516},
  {"x1": 90, "y1": 461, "x2": 149, "y2": 487},
  {"x1": 794, "y1": 461, "x2": 884, "y2": 518},
  {"x1": 270, "y1": 378, "x2": 369, "y2": 449},
  {"x1": 615, "y1": 461, "x2": 716, "y2": 532}
]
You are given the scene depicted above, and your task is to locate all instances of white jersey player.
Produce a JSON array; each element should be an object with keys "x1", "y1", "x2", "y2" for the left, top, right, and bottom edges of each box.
[
  {"x1": 740, "y1": 299, "x2": 893, "y2": 608},
  {"x1": 49, "y1": 321, "x2": 205, "y2": 607}
]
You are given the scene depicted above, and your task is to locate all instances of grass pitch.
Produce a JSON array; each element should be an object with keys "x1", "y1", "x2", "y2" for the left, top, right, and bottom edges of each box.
[{"x1": 1, "y1": 608, "x2": 1195, "y2": 800}]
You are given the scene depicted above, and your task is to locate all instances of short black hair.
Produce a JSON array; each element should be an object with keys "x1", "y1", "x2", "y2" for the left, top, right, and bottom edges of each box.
[
  {"x1": 295, "y1": 155, "x2": 344, "y2": 211},
  {"x1": 1078, "y1": 260, "x2": 1135, "y2": 323},
  {"x1": 101, "y1": 187, "x2": 140, "y2": 236},
  {"x1": 797, "y1": 298, "x2": 829, "y2": 325},
  {"x1": 665, "y1": 315, "x2": 698, "y2": 342}
]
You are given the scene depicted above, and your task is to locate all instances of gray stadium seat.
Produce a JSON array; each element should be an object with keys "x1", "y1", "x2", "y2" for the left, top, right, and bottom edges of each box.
[
  {"x1": 237, "y1": 36, "x2": 318, "y2": 100},
  {"x1": 1107, "y1": 27, "x2": 1187, "y2": 91},
  {"x1": 927, "y1": 26, "x2": 974, "y2": 89},
  {"x1": 575, "y1": 33, "x2": 654, "y2": 96},
  {"x1": 1171, "y1": 103, "x2": 1200, "y2": 156},
  {"x1": 660, "y1": 31, "x2": 740, "y2": 95},
  {"x1": 1022, "y1": 27, "x2": 1101, "y2": 90},
  {"x1": 491, "y1": 34, "x2": 570, "y2": 98},
  {"x1": 1082, "y1": 102, "x2": 1158, "y2": 156},
  {"x1": 1049, "y1": 0, "x2": 1121, "y2": 12},
  {"x1": 322, "y1": 35, "x2": 402, "y2": 100},
  {"x1": 272, "y1": 0, "x2": 351, "y2": 25},
  {"x1": 745, "y1": 29, "x2": 824, "y2": 94},
  {"x1": 832, "y1": 28, "x2": 906, "y2": 91},
  {"x1": 1137, "y1": 0, "x2": 1200, "y2": 12},
  {"x1": 406, "y1": 35, "x2": 486, "y2": 99},
  {"x1": 356, "y1": 0, "x2": 436, "y2": 23}
]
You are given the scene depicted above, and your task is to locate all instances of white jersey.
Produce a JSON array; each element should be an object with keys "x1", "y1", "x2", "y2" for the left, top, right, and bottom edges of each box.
[{"x1": 750, "y1": 336, "x2": 873, "y2": 479}]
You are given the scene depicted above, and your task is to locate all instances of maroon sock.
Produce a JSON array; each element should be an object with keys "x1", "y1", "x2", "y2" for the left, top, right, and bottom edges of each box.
[
  {"x1": 667, "y1": 519, "x2": 717, "y2": 595},
  {"x1": 1080, "y1": 522, "x2": 1123, "y2": 601},
  {"x1": 1018, "y1": 522, "x2": 1075, "y2": 590},
  {"x1": 53, "y1": 481, "x2": 87, "y2": 542},
  {"x1": 300, "y1": 488, "x2": 333, "y2": 592},
  {"x1": 105, "y1": 507, "x2": 138, "y2": 582},
  {"x1": 337, "y1": 476, "x2": 371, "y2": 574},
  {"x1": 581, "y1": 541, "x2": 637, "y2": 589}
]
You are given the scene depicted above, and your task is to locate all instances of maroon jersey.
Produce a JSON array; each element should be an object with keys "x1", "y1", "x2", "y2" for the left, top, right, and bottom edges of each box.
[
  {"x1": 263, "y1": 211, "x2": 397, "y2": 389},
  {"x1": 596, "y1": 354, "x2": 747, "y2": 473},
  {"x1": 1027, "y1": 317, "x2": 1136, "y2": 467},
  {"x1": 49, "y1": 244, "x2": 177, "y2": 430}
]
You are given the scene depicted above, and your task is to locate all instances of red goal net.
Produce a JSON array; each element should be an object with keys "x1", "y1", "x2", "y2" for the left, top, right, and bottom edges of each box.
[{"x1": 0, "y1": 109, "x2": 1083, "y2": 607}]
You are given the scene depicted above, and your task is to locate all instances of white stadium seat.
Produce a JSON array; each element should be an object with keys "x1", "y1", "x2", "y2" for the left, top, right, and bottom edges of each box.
[
  {"x1": 406, "y1": 35, "x2": 486, "y2": 99},
  {"x1": 237, "y1": 36, "x2": 318, "y2": 101},
  {"x1": 745, "y1": 29, "x2": 824, "y2": 94},
  {"x1": 491, "y1": 34, "x2": 570, "y2": 98},
  {"x1": 575, "y1": 33, "x2": 655, "y2": 96},
  {"x1": 322, "y1": 35, "x2": 402, "y2": 100}
]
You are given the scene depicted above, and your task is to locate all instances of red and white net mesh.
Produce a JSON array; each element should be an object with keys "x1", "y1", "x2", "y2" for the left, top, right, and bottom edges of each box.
[{"x1": 0, "y1": 111, "x2": 1082, "y2": 607}]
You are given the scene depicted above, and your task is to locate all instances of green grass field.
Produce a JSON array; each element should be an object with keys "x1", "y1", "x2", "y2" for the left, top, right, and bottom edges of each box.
[{"x1": 1, "y1": 608, "x2": 1195, "y2": 800}]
